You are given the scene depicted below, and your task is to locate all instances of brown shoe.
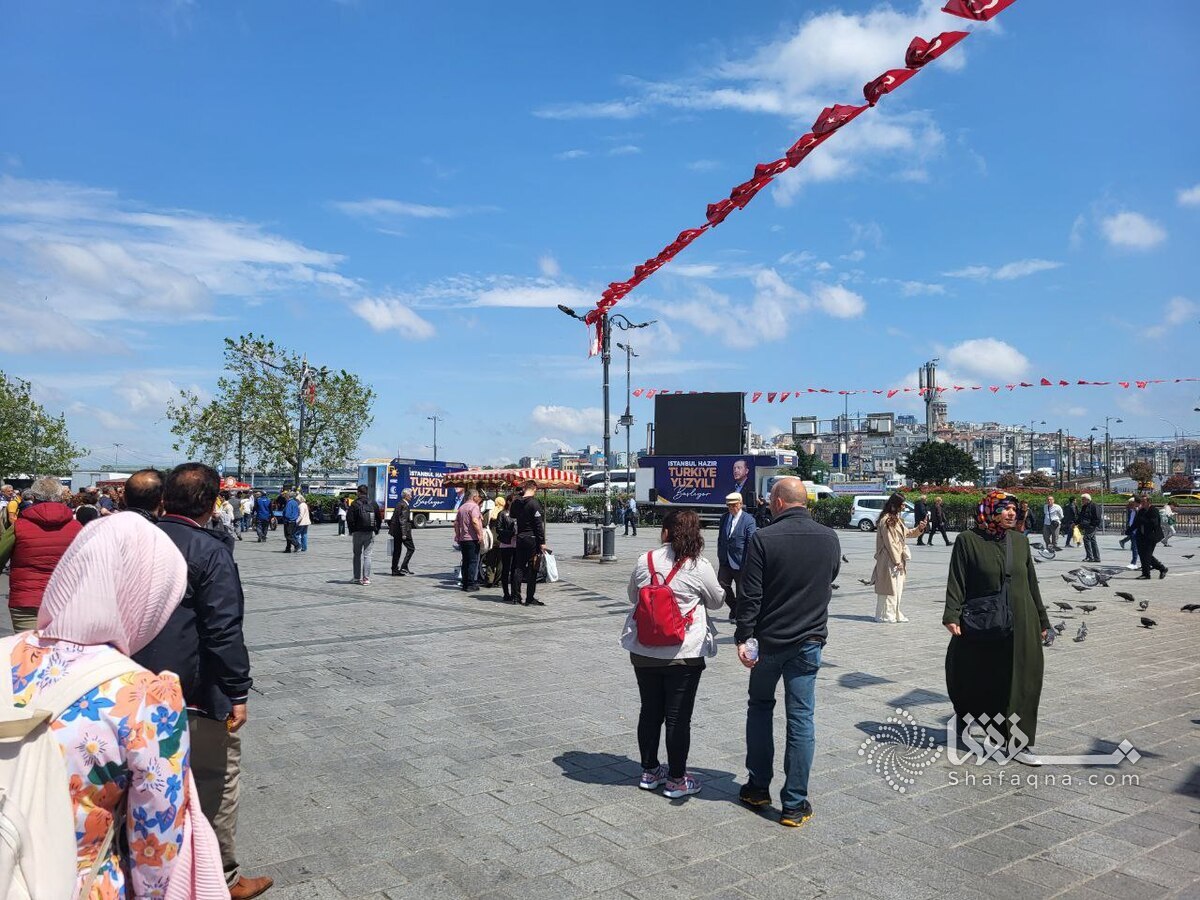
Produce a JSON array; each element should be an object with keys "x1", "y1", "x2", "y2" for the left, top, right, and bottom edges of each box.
[{"x1": 229, "y1": 875, "x2": 274, "y2": 899}]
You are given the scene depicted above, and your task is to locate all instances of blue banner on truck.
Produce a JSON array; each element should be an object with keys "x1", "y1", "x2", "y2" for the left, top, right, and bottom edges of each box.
[
  {"x1": 647, "y1": 456, "x2": 763, "y2": 506},
  {"x1": 385, "y1": 459, "x2": 467, "y2": 511}
]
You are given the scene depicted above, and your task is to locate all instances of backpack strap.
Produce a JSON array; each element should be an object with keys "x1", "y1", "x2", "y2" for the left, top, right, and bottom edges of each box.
[
  {"x1": 662, "y1": 558, "x2": 686, "y2": 586},
  {"x1": 646, "y1": 551, "x2": 661, "y2": 585}
]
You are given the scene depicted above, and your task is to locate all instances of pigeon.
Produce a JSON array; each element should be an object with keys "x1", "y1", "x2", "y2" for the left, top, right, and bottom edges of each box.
[
  {"x1": 1079, "y1": 604, "x2": 1097, "y2": 614},
  {"x1": 1043, "y1": 629, "x2": 1056, "y2": 647},
  {"x1": 1140, "y1": 617, "x2": 1156, "y2": 628},
  {"x1": 1071, "y1": 583, "x2": 1092, "y2": 592},
  {"x1": 842, "y1": 555, "x2": 850, "y2": 564},
  {"x1": 1061, "y1": 574, "x2": 1075, "y2": 583},
  {"x1": 1181, "y1": 604, "x2": 1200, "y2": 613},
  {"x1": 858, "y1": 578, "x2": 873, "y2": 586},
  {"x1": 1074, "y1": 622, "x2": 1088, "y2": 642},
  {"x1": 1053, "y1": 601, "x2": 1074, "y2": 611},
  {"x1": 1053, "y1": 620, "x2": 1067, "y2": 633},
  {"x1": 1137, "y1": 600, "x2": 1149, "y2": 612},
  {"x1": 1183, "y1": 554, "x2": 1195, "y2": 560},
  {"x1": 1033, "y1": 558, "x2": 1042, "y2": 565},
  {"x1": 1114, "y1": 591, "x2": 1135, "y2": 602},
  {"x1": 831, "y1": 583, "x2": 840, "y2": 591}
]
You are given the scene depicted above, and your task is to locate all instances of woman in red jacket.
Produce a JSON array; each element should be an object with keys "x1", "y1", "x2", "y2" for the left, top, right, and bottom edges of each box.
[{"x1": 0, "y1": 475, "x2": 82, "y2": 632}]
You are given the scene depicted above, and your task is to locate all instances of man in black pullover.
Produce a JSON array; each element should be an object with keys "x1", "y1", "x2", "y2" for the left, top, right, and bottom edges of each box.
[
  {"x1": 509, "y1": 480, "x2": 550, "y2": 606},
  {"x1": 734, "y1": 477, "x2": 840, "y2": 828}
]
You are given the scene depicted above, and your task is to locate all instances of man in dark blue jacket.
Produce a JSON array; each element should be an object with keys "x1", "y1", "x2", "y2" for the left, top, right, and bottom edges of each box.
[
  {"x1": 281, "y1": 490, "x2": 301, "y2": 553},
  {"x1": 133, "y1": 463, "x2": 271, "y2": 900},
  {"x1": 734, "y1": 477, "x2": 840, "y2": 829},
  {"x1": 717, "y1": 492, "x2": 756, "y2": 624},
  {"x1": 252, "y1": 491, "x2": 272, "y2": 542}
]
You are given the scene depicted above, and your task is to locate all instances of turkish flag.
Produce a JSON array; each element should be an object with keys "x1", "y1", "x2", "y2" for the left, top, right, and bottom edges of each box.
[
  {"x1": 706, "y1": 199, "x2": 736, "y2": 226},
  {"x1": 780, "y1": 392, "x2": 791, "y2": 402},
  {"x1": 953, "y1": 386, "x2": 965, "y2": 391},
  {"x1": 1059, "y1": 380, "x2": 1069, "y2": 386},
  {"x1": 730, "y1": 176, "x2": 772, "y2": 209},
  {"x1": 812, "y1": 104, "x2": 869, "y2": 136},
  {"x1": 1119, "y1": 381, "x2": 1130, "y2": 389},
  {"x1": 751, "y1": 391, "x2": 763, "y2": 403},
  {"x1": 632, "y1": 389, "x2": 644, "y2": 398},
  {"x1": 1019, "y1": 382, "x2": 1032, "y2": 388},
  {"x1": 887, "y1": 389, "x2": 899, "y2": 398},
  {"x1": 1136, "y1": 381, "x2": 1148, "y2": 389},
  {"x1": 767, "y1": 392, "x2": 778, "y2": 403},
  {"x1": 755, "y1": 158, "x2": 791, "y2": 179},
  {"x1": 942, "y1": 0, "x2": 1019, "y2": 22},
  {"x1": 645, "y1": 390, "x2": 657, "y2": 399},
  {"x1": 905, "y1": 31, "x2": 970, "y2": 68},
  {"x1": 1040, "y1": 378, "x2": 1052, "y2": 386},
  {"x1": 990, "y1": 386, "x2": 1000, "y2": 393},
  {"x1": 785, "y1": 131, "x2": 833, "y2": 166},
  {"x1": 863, "y1": 68, "x2": 918, "y2": 106},
  {"x1": 819, "y1": 388, "x2": 832, "y2": 394}
]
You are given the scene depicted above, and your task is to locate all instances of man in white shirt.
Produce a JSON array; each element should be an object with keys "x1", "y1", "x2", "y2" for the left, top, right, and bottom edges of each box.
[
  {"x1": 718, "y1": 493, "x2": 757, "y2": 624},
  {"x1": 624, "y1": 496, "x2": 638, "y2": 536},
  {"x1": 1043, "y1": 495, "x2": 1063, "y2": 550}
]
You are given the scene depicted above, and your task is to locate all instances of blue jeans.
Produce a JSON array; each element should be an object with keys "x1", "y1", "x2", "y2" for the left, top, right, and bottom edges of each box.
[
  {"x1": 460, "y1": 540, "x2": 480, "y2": 589},
  {"x1": 297, "y1": 525, "x2": 309, "y2": 551},
  {"x1": 745, "y1": 640, "x2": 822, "y2": 809}
]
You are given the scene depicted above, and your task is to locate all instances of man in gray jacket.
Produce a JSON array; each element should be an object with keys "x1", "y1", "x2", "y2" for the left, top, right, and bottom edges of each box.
[{"x1": 734, "y1": 477, "x2": 840, "y2": 828}]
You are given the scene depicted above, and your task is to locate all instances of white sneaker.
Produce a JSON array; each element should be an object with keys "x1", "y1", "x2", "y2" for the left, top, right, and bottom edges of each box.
[
  {"x1": 1126, "y1": 564, "x2": 1139, "y2": 570},
  {"x1": 876, "y1": 616, "x2": 897, "y2": 624},
  {"x1": 1013, "y1": 750, "x2": 1042, "y2": 767},
  {"x1": 897, "y1": 614, "x2": 910, "y2": 623}
]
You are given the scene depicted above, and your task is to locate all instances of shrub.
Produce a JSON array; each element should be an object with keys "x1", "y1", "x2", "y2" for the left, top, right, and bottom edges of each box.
[
  {"x1": 1162, "y1": 474, "x2": 1193, "y2": 494},
  {"x1": 1021, "y1": 471, "x2": 1053, "y2": 488},
  {"x1": 996, "y1": 473, "x2": 1019, "y2": 489},
  {"x1": 810, "y1": 495, "x2": 852, "y2": 529}
]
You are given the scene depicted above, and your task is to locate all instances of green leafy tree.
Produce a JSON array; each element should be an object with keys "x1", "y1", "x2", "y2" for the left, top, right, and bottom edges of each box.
[
  {"x1": 0, "y1": 371, "x2": 86, "y2": 477},
  {"x1": 898, "y1": 441, "x2": 980, "y2": 487},
  {"x1": 779, "y1": 448, "x2": 830, "y2": 482},
  {"x1": 166, "y1": 334, "x2": 376, "y2": 485}
]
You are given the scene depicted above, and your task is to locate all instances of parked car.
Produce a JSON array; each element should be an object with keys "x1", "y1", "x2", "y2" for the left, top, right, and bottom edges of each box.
[
  {"x1": 564, "y1": 503, "x2": 589, "y2": 523},
  {"x1": 851, "y1": 495, "x2": 915, "y2": 532}
]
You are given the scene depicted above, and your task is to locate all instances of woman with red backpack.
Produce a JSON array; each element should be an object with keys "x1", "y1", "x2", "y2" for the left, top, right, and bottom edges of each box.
[{"x1": 621, "y1": 509, "x2": 725, "y2": 798}]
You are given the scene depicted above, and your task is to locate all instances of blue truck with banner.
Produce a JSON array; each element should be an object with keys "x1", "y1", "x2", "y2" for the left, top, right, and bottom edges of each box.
[
  {"x1": 357, "y1": 457, "x2": 468, "y2": 527},
  {"x1": 634, "y1": 453, "x2": 789, "y2": 524}
]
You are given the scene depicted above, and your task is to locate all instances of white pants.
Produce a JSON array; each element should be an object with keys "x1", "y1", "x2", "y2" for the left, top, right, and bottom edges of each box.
[{"x1": 875, "y1": 579, "x2": 905, "y2": 622}]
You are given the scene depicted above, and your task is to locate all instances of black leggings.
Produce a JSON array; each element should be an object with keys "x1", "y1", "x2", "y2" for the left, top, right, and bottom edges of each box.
[
  {"x1": 634, "y1": 664, "x2": 704, "y2": 778},
  {"x1": 499, "y1": 547, "x2": 515, "y2": 597}
]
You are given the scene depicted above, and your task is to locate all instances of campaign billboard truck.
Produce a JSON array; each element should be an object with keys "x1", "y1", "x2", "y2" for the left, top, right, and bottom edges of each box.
[
  {"x1": 357, "y1": 458, "x2": 468, "y2": 527},
  {"x1": 636, "y1": 454, "x2": 815, "y2": 525}
]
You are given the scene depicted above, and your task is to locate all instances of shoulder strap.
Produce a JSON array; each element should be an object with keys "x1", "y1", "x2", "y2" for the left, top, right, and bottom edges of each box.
[
  {"x1": 662, "y1": 557, "x2": 686, "y2": 586},
  {"x1": 33, "y1": 650, "x2": 144, "y2": 722},
  {"x1": 646, "y1": 550, "x2": 660, "y2": 584},
  {"x1": 1003, "y1": 531, "x2": 1013, "y2": 582}
]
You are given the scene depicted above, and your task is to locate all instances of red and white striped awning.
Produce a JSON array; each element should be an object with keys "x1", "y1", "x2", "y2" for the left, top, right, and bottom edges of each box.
[{"x1": 441, "y1": 467, "x2": 583, "y2": 491}]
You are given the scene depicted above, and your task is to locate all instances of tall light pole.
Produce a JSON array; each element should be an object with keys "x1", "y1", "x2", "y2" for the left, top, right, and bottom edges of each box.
[
  {"x1": 918, "y1": 358, "x2": 939, "y2": 443},
  {"x1": 113, "y1": 443, "x2": 122, "y2": 470},
  {"x1": 558, "y1": 306, "x2": 654, "y2": 553},
  {"x1": 1028, "y1": 420, "x2": 1045, "y2": 475},
  {"x1": 1159, "y1": 417, "x2": 1179, "y2": 480},
  {"x1": 427, "y1": 415, "x2": 442, "y2": 461},
  {"x1": 616, "y1": 341, "x2": 638, "y2": 486},
  {"x1": 1091, "y1": 416, "x2": 1123, "y2": 495}
]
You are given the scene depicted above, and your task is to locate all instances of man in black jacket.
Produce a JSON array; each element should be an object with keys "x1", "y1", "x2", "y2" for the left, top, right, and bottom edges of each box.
[
  {"x1": 509, "y1": 479, "x2": 549, "y2": 606},
  {"x1": 1133, "y1": 495, "x2": 1168, "y2": 579},
  {"x1": 734, "y1": 477, "x2": 840, "y2": 829},
  {"x1": 133, "y1": 463, "x2": 272, "y2": 900},
  {"x1": 389, "y1": 488, "x2": 416, "y2": 575},
  {"x1": 913, "y1": 494, "x2": 930, "y2": 545},
  {"x1": 1077, "y1": 492, "x2": 1102, "y2": 562}
]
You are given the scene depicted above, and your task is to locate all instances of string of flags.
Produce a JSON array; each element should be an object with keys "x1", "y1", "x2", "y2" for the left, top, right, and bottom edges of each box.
[
  {"x1": 632, "y1": 378, "x2": 1200, "y2": 403},
  {"x1": 577, "y1": 0, "x2": 1023, "y2": 353}
]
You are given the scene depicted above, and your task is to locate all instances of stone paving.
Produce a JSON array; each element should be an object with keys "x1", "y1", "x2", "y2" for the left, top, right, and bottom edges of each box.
[{"x1": 7, "y1": 519, "x2": 1200, "y2": 898}]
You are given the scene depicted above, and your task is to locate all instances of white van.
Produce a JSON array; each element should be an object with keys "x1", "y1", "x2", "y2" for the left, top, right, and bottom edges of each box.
[{"x1": 851, "y1": 495, "x2": 915, "y2": 532}]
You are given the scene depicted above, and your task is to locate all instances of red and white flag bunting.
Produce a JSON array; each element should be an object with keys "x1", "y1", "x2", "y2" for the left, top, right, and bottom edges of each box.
[{"x1": 631, "y1": 378, "x2": 1200, "y2": 401}]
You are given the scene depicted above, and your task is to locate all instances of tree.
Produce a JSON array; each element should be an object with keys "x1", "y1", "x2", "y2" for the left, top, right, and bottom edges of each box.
[
  {"x1": 898, "y1": 441, "x2": 980, "y2": 486},
  {"x1": 1125, "y1": 460, "x2": 1156, "y2": 487},
  {"x1": 1022, "y1": 471, "x2": 1053, "y2": 488},
  {"x1": 0, "y1": 371, "x2": 86, "y2": 477},
  {"x1": 781, "y1": 448, "x2": 830, "y2": 482},
  {"x1": 1162, "y1": 474, "x2": 1193, "y2": 494},
  {"x1": 166, "y1": 334, "x2": 376, "y2": 485},
  {"x1": 996, "y1": 472, "x2": 1020, "y2": 490}
]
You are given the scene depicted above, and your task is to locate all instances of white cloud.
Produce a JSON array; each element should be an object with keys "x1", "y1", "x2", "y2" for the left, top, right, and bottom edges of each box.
[
  {"x1": 533, "y1": 99, "x2": 643, "y2": 120},
  {"x1": 538, "y1": 255, "x2": 562, "y2": 278},
  {"x1": 0, "y1": 298, "x2": 109, "y2": 352},
  {"x1": 686, "y1": 160, "x2": 721, "y2": 172},
  {"x1": 114, "y1": 375, "x2": 207, "y2": 413},
  {"x1": 1145, "y1": 296, "x2": 1197, "y2": 339},
  {"x1": 530, "y1": 405, "x2": 603, "y2": 436},
  {"x1": 331, "y1": 198, "x2": 458, "y2": 219},
  {"x1": 943, "y1": 258, "x2": 1061, "y2": 281},
  {"x1": 475, "y1": 284, "x2": 593, "y2": 309},
  {"x1": 1177, "y1": 184, "x2": 1200, "y2": 207},
  {"x1": 608, "y1": 144, "x2": 642, "y2": 156},
  {"x1": 812, "y1": 283, "x2": 866, "y2": 318},
  {"x1": 840, "y1": 249, "x2": 866, "y2": 262},
  {"x1": 1068, "y1": 213, "x2": 1087, "y2": 250},
  {"x1": 350, "y1": 297, "x2": 436, "y2": 339},
  {"x1": 554, "y1": 149, "x2": 589, "y2": 160},
  {"x1": 531, "y1": 436, "x2": 574, "y2": 452},
  {"x1": 896, "y1": 280, "x2": 945, "y2": 297},
  {"x1": 1100, "y1": 211, "x2": 1167, "y2": 250},
  {"x1": 943, "y1": 337, "x2": 1030, "y2": 381}
]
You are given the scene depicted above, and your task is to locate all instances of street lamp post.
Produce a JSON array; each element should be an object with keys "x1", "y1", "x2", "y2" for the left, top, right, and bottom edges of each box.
[
  {"x1": 1159, "y1": 417, "x2": 1179, "y2": 481},
  {"x1": 1091, "y1": 416, "x2": 1123, "y2": 495},
  {"x1": 558, "y1": 306, "x2": 655, "y2": 560},
  {"x1": 1028, "y1": 420, "x2": 1045, "y2": 476},
  {"x1": 616, "y1": 341, "x2": 638, "y2": 493},
  {"x1": 427, "y1": 415, "x2": 442, "y2": 461}
]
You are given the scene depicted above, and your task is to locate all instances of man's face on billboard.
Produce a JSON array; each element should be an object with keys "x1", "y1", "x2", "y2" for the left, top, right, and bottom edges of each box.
[{"x1": 733, "y1": 460, "x2": 749, "y2": 482}]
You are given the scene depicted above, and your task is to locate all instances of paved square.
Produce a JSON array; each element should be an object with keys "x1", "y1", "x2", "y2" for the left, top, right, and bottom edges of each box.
[{"x1": 8, "y1": 520, "x2": 1198, "y2": 898}]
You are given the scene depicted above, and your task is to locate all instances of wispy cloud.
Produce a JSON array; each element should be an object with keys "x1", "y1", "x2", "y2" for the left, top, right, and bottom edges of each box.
[
  {"x1": 686, "y1": 160, "x2": 721, "y2": 172},
  {"x1": 1144, "y1": 296, "x2": 1196, "y2": 339},
  {"x1": 1177, "y1": 184, "x2": 1200, "y2": 207},
  {"x1": 1100, "y1": 211, "x2": 1167, "y2": 250},
  {"x1": 331, "y1": 198, "x2": 460, "y2": 219},
  {"x1": 943, "y1": 337, "x2": 1030, "y2": 381},
  {"x1": 554, "y1": 149, "x2": 589, "y2": 160},
  {"x1": 943, "y1": 258, "x2": 1062, "y2": 281},
  {"x1": 350, "y1": 297, "x2": 436, "y2": 339},
  {"x1": 530, "y1": 405, "x2": 603, "y2": 436},
  {"x1": 608, "y1": 144, "x2": 641, "y2": 156}
]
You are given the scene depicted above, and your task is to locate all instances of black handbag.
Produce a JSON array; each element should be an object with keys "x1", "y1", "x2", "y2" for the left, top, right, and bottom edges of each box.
[{"x1": 960, "y1": 532, "x2": 1015, "y2": 641}]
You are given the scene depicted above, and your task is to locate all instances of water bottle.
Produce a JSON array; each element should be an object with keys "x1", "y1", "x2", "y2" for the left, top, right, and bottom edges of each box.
[{"x1": 744, "y1": 638, "x2": 759, "y2": 661}]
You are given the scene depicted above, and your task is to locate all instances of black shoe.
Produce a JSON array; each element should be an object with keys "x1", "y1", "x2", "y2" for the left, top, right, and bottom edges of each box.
[
  {"x1": 1135, "y1": 574, "x2": 1151, "y2": 579},
  {"x1": 739, "y1": 783, "x2": 771, "y2": 808},
  {"x1": 1159, "y1": 568, "x2": 1168, "y2": 579},
  {"x1": 401, "y1": 568, "x2": 413, "y2": 575},
  {"x1": 391, "y1": 570, "x2": 401, "y2": 576},
  {"x1": 780, "y1": 801, "x2": 814, "y2": 828},
  {"x1": 528, "y1": 598, "x2": 545, "y2": 606}
]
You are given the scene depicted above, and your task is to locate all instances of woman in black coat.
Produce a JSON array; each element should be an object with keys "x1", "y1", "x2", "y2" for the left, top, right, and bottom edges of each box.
[{"x1": 1132, "y1": 496, "x2": 1167, "y2": 579}]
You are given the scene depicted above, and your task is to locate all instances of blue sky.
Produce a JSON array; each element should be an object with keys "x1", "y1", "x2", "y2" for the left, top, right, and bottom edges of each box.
[{"x1": 2, "y1": 0, "x2": 1197, "y2": 469}]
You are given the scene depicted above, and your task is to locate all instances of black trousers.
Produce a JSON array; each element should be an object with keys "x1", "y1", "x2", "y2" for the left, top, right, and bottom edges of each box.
[
  {"x1": 634, "y1": 664, "x2": 704, "y2": 779},
  {"x1": 499, "y1": 547, "x2": 515, "y2": 598},
  {"x1": 624, "y1": 510, "x2": 637, "y2": 535},
  {"x1": 1062, "y1": 522, "x2": 1074, "y2": 547},
  {"x1": 717, "y1": 563, "x2": 741, "y2": 616},
  {"x1": 1137, "y1": 538, "x2": 1166, "y2": 577},
  {"x1": 283, "y1": 521, "x2": 298, "y2": 551},
  {"x1": 929, "y1": 523, "x2": 951, "y2": 545},
  {"x1": 512, "y1": 534, "x2": 540, "y2": 603},
  {"x1": 391, "y1": 529, "x2": 415, "y2": 572}
]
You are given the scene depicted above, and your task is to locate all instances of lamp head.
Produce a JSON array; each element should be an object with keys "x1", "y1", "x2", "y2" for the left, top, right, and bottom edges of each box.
[{"x1": 557, "y1": 304, "x2": 578, "y2": 318}]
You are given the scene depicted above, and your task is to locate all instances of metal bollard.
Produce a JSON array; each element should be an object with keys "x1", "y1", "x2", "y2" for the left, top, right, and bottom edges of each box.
[{"x1": 601, "y1": 525, "x2": 617, "y2": 562}]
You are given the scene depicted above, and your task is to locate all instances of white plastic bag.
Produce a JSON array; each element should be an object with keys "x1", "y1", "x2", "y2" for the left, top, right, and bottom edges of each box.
[{"x1": 542, "y1": 551, "x2": 559, "y2": 583}]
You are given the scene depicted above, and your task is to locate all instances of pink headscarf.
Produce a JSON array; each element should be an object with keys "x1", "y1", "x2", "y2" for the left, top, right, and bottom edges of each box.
[{"x1": 37, "y1": 512, "x2": 187, "y2": 654}]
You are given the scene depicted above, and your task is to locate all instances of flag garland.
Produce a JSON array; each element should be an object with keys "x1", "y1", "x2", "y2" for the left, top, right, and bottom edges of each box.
[
  {"x1": 630, "y1": 378, "x2": 1200, "y2": 401},
  {"x1": 578, "y1": 1, "x2": 1018, "y2": 352}
]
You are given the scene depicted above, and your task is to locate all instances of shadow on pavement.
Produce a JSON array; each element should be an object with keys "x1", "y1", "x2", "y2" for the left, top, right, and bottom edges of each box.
[{"x1": 552, "y1": 750, "x2": 741, "y2": 805}]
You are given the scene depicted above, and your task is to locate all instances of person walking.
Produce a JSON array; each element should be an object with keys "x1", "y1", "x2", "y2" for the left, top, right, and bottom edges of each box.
[
  {"x1": 1016, "y1": 499, "x2": 1034, "y2": 535},
  {"x1": 624, "y1": 495, "x2": 638, "y2": 536},
  {"x1": 0, "y1": 475, "x2": 82, "y2": 632},
  {"x1": 133, "y1": 463, "x2": 273, "y2": 898},
  {"x1": 928, "y1": 496, "x2": 951, "y2": 546},
  {"x1": 510, "y1": 480, "x2": 549, "y2": 606},
  {"x1": 913, "y1": 494, "x2": 930, "y2": 545},
  {"x1": 735, "y1": 478, "x2": 840, "y2": 828},
  {"x1": 1061, "y1": 496, "x2": 1077, "y2": 548},
  {"x1": 622, "y1": 509, "x2": 725, "y2": 799},
  {"x1": 253, "y1": 491, "x2": 272, "y2": 542},
  {"x1": 1077, "y1": 493, "x2": 1102, "y2": 562},
  {"x1": 496, "y1": 494, "x2": 518, "y2": 603},
  {"x1": 943, "y1": 490, "x2": 1050, "y2": 767},
  {"x1": 295, "y1": 493, "x2": 311, "y2": 552},
  {"x1": 1118, "y1": 497, "x2": 1140, "y2": 570},
  {"x1": 347, "y1": 484, "x2": 381, "y2": 585},
  {"x1": 717, "y1": 493, "x2": 756, "y2": 625},
  {"x1": 217, "y1": 493, "x2": 240, "y2": 542},
  {"x1": 336, "y1": 496, "x2": 349, "y2": 536},
  {"x1": 454, "y1": 489, "x2": 485, "y2": 592},
  {"x1": 239, "y1": 492, "x2": 253, "y2": 534},
  {"x1": 1160, "y1": 501, "x2": 1176, "y2": 547},
  {"x1": 3, "y1": 513, "x2": 228, "y2": 899},
  {"x1": 389, "y1": 488, "x2": 416, "y2": 575},
  {"x1": 280, "y1": 490, "x2": 300, "y2": 553},
  {"x1": 871, "y1": 493, "x2": 926, "y2": 623},
  {"x1": 1042, "y1": 495, "x2": 1063, "y2": 550},
  {"x1": 1133, "y1": 496, "x2": 1168, "y2": 580}
]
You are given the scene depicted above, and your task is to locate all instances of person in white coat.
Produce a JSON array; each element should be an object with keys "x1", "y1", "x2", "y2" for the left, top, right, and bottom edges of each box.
[
  {"x1": 621, "y1": 509, "x2": 725, "y2": 799},
  {"x1": 871, "y1": 494, "x2": 925, "y2": 623}
]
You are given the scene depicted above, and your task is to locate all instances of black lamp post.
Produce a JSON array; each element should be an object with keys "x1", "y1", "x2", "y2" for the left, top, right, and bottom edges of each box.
[
  {"x1": 1091, "y1": 416, "x2": 1123, "y2": 495},
  {"x1": 616, "y1": 341, "x2": 638, "y2": 489}
]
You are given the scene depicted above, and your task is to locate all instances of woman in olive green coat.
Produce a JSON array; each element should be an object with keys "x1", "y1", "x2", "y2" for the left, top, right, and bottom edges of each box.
[{"x1": 943, "y1": 490, "x2": 1050, "y2": 766}]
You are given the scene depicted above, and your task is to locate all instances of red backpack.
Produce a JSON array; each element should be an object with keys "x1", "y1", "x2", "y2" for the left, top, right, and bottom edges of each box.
[{"x1": 634, "y1": 551, "x2": 694, "y2": 646}]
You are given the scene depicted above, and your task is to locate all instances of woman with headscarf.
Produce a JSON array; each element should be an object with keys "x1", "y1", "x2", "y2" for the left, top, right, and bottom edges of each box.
[
  {"x1": 2, "y1": 513, "x2": 228, "y2": 898},
  {"x1": 943, "y1": 490, "x2": 1050, "y2": 766},
  {"x1": 870, "y1": 493, "x2": 926, "y2": 623}
]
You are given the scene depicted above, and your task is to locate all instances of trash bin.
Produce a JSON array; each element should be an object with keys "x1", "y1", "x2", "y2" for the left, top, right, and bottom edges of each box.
[
  {"x1": 583, "y1": 526, "x2": 602, "y2": 558},
  {"x1": 601, "y1": 524, "x2": 617, "y2": 563}
]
